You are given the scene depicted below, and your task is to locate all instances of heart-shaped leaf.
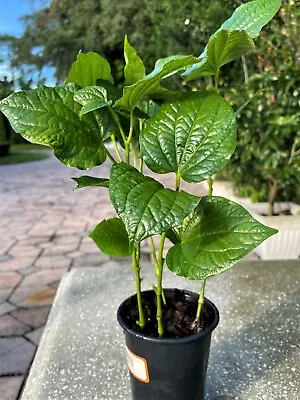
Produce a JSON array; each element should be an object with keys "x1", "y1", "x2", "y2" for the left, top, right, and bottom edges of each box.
[
  {"x1": 74, "y1": 86, "x2": 112, "y2": 117},
  {"x1": 0, "y1": 84, "x2": 106, "y2": 169},
  {"x1": 90, "y1": 218, "x2": 131, "y2": 256},
  {"x1": 140, "y1": 91, "x2": 236, "y2": 183},
  {"x1": 109, "y1": 162, "x2": 200, "y2": 247},
  {"x1": 166, "y1": 196, "x2": 278, "y2": 280},
  {"x1": 124, "y1": 35, "x2": 146, "y2": 85},
  {"x1": 72, "y1": 176, "x2": 109, "y2": 190},
  {"x1": 66, "y1": 52, "x2": 113, "y2": 87},
  {"x1": 184, "y1": 0, "x2": 281, "y2": 80},
  {"x1": 115, "y1": 55, "x2": 198, "y2": 111}
]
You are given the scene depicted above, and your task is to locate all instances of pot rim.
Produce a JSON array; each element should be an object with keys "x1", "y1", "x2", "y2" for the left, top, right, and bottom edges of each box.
[{"x1": 117, "y1": 288, "x2": 219, "y2": 344}]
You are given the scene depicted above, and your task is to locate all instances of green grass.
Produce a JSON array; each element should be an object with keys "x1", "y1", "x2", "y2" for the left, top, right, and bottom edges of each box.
[{"x1": 0, "y1": 144, "x2": 50, "y2": 165}]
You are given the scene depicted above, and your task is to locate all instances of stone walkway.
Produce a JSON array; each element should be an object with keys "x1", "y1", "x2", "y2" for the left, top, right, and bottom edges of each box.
[
  {"x1": 0, "y1": 153, "x2": 118, "y2": 399},
  {"x1": 0, "y1": 153, "x2": 257, "y2": 400}
]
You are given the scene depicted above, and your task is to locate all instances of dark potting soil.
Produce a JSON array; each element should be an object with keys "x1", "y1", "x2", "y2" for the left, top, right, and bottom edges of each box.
[{"x1": 121, "y1": 289, "x2": 215, "y2": 338}]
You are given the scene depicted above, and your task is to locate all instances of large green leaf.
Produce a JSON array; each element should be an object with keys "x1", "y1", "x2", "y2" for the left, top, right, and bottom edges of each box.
[
  {"x1": 0, "y1": 84, "x2": 106, "y2": 169},
  {"x1": 90, "y1": 218, "x2": 131, "y2": 256},
  {"x1": 140, "y1": 91, "x2": 236, "y2": 183},
  {"x1": 66, "y1": 52, "x2": 113, "y2": 87},
  {"x1": 109, "y1": 163, "x2": 200, "y2": 247},
  {"x1": 72, "y1": 176, "x2": 109, "y2": 190},
  {"x1": 74, "y1": 86, "x2": 112, "y2": 117},
  {"x1": 166, "y1": 196, "x2": 278, "y2": 280},
  {"x1": 124, "y1": 35, "x2": 146, "y2": 85},
  {"x1": 115, "y1": 55, "x2": 198, "y2": 111},
  {"x1": 184, "y1": 0, "x2": 281, "y2": 80},
  {"x1": 219, "y1": 0, "x2": 281, "y2": 38}
]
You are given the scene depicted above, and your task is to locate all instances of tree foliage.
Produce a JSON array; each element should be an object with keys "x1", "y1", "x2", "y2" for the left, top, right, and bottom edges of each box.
[
  {"x1": 5, "y1": 0, "x2": 242, "y2": 83},
  {"x1": 226, "y1": 0, "x2": 300, "y2": 208}
]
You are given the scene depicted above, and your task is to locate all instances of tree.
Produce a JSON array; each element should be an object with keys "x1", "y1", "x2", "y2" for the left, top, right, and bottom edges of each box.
[{"x1": 5, "y1": 0, "x2": 241, "y2": 84}]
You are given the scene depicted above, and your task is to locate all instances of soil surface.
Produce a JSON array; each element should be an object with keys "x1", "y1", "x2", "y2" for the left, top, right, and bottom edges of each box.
[{"x1": 120, "y1": 289, "x2": 216, "y2": 338}]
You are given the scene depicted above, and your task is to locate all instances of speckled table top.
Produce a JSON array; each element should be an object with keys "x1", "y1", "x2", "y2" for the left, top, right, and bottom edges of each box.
[{"x1": 21, "y1": 260, "x2": 300, "y2": 400}]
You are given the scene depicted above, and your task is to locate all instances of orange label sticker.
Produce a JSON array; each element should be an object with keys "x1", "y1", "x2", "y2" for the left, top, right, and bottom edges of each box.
[{"x1": 125, "y1": 346, "x2": 150, "y2": 383}]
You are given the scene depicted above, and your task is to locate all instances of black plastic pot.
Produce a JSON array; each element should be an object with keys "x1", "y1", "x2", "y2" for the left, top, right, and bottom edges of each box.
[{"x1": 117, "y1": 289, "x2": 219, "y2": 400}]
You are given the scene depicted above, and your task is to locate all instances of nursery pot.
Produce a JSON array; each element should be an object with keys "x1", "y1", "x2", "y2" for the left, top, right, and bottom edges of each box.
[{"x1": 117, "y1": 289, "x2": 219, "y2": 400}]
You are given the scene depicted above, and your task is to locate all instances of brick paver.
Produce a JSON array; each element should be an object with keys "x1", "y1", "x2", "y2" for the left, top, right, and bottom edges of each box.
[
  {"x1": 0, "y1": 152, "x2": 231, "y2": 399},
  {"x1": 0, "y1": 377, "x2": 24, "y2": 400}
]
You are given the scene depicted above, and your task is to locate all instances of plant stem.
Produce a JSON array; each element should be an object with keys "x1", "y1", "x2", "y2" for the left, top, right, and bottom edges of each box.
[
  {"x1": 109, "y1": 107, "x2": 127, "y2": 146},
  {"x1": 156, "y1": 232, "x2": 166, "y2": 337},
  {"x1": 196, "y1": 279, "x2": 206, "y2": 319},
  {"x1": 105, "y1": 147, "x2": 117, "y2": 163},
  {"x1": 139, "y1": 157, "x2": 144, "y2": 173},
  {"x1": 110, "y1": 134, "x2": 123, "y2": 162},
  {"x1": 132, "y1": 247, "x2": 145, "y2": 329},
  {"x1": 125, "y1": 112, "x2": 134, "y2": 164},
  {"x1": 214, "y1": 70, "x2": 220, "y2": 92},
  {"x1": 268, "y1": 179, "x2": 279, "y2": 216},
  {"x1": 149, "y1": 236, "x2": 166, "y2": 306},
  {"x1": 241, "y1": 56, "x2": 249, "y2": 84},
  {"x1": 149, "y1": 237, "x2": 159, "y2": 274},
  {"x1": 208, "y1": 176, "x2": 214, "y2": 196},
  {"x1": 175, "y1": 173, "x2": 181, "y2": 191}
]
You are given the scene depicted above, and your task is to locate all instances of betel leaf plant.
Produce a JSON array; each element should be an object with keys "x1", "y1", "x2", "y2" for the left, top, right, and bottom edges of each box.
[{"x1": 0, "y1": 0, "x2": 280, "y2": 345}]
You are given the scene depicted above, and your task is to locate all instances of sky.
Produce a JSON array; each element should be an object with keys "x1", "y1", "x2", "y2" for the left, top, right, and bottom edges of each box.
[{"x1": 0, "y1": 0, "x2": 54, "y2": 84}]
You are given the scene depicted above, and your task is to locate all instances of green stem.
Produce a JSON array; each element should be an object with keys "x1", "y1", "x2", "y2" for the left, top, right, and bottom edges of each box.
[
  {"x1": 132, "y1": 247, "x2": 145, "y2": 329},
  {"x1": 214, "y1": 70, "x2": 220, "y2": 92},
  {"x1": 149, "y1": 237, "x2": 159, "y2": 274},
  {"x1": 149, "y1": 236, "x2": 166, "y2": 306},
  {"x1": 196, "y1": 280, "x2": 206, "y2": 319},
  {"x1": 139, "y1": 157, "x2": 144, "y2": 173},
  {"x1": 156, "y1": 232, "x2": 166, "y2": 337},
  {"x1": 109, "y1": 107, "x2": 127, "y2": 146},
  {"x1": 208, "y1": 176, "x2": 213, "y2": 196},
  {"x1": 110, "y1": 134, "x2": 123, "y2": 162},
  {"x1": 125, "y1": 112, "x2": 134, "y2": 164},
  {"x1": 241, "y1": 56, "x2": 249, "y2": 84},
  {"x1": 105, "y1": 147, "x2": 117, "y2": 163},
  {"x1": 175, "y1": 173, "x2": 181, "y2": 191}
]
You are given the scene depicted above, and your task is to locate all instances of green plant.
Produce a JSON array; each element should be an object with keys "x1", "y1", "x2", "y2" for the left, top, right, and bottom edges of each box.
[
  {"x1": 226, "y1": 0, "x2": 300, "y2": 215},
  {"x1": 0, "y1": 0, "x2": 280, "y2": 337},
  {"x1": 227, "y1": 71, "x2": 300, "y2": 215}
]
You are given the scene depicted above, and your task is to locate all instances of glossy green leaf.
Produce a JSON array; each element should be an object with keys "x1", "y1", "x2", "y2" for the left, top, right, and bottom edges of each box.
[
  {"x1": 0, "y1": 84, "x2": 106, "y2": 169},
  {"x1": 140, "y1": 91, "x2": 236, "y2": 183},
  {"x1": 109, "y1": 162, "x2": 200, "y2": 247},
  {"x1": 115, "y1": 55, "x2": 198, "y2": 111},
  {"x1": 72, "y1": 176, "x2": 109, "y2": 190},
  {"x1": 74, "y1": 86, "x2": 112, "y2": 117},
  {"x1": 90, "y1": 218, "x2": 131, "y2": 256},
  {"x1": 220, "y1": 0, "x2": 282, "y2": 38},
  {"x1": 189, "y1": 30, "x2": 255, "y2": 77},
  {"x1": 184, "y1": 0, "x2": 281, "y2": 80},
  {"x1": 166, "y1": 196, "x2": 278, "y2": 280},
  {"x1": 124, "y1": 35, "x2": 146, "y2": 85},
  {"x1": 66, "y1": 52, "x2": 113, "y2": 87}
]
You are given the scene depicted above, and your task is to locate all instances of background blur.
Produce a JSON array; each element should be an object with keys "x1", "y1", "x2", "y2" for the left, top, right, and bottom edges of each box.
[{"x1": 0, "y1": 0, "x2": 299, "y2": 203}]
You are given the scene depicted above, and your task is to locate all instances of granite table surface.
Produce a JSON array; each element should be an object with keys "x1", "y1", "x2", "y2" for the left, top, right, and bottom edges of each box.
[{"x1": 21, "y1": 260, "x2": 300, "y2": 400}]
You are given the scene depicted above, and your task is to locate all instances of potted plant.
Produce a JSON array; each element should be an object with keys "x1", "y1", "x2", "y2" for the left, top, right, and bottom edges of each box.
[
  {"x1": 226, "y1": 0, "x2": 300, "y2": 260},
  {"x1": 0, "y1": 0, "x2": 280, "y2": 398}
]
